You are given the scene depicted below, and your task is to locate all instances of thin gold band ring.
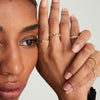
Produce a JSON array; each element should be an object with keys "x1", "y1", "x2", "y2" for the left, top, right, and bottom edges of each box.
[
  {"x1": 88, "y1": 56, "x2": 97, "y2": 77},
  {"x1": 38, "y1": 39, "x2": 49, "y2": 42}
]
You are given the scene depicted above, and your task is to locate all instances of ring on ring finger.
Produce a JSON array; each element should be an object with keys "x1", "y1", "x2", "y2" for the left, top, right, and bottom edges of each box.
[{"x1": 70, "y1": 35, "x2": 79, "y2": 39}]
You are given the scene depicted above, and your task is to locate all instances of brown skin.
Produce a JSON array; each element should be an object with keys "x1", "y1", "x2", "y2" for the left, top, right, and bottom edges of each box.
[
  {"x1": 0, "y1": 0, "x2": 100, "y2": 100},
  {"x1": 0, "y1": 0, "x2": 38, "y2": 100},
  {"x1": 37, "y1": 0, "x2": 99, "y2": 100}
]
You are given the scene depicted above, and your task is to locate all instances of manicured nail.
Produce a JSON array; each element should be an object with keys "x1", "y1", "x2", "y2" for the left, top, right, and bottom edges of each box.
[
  {"x1": 66, "y1": 88, "x2": 73, "y2": 94},
  {"x1": 62, "y1": 8, "x2": 68, "y2": 12},
  {"x1": 72, "y1": 44, "x2": 79, "y2": 53},
  {"x1": 65, "y1": 72, "x2": 72, "y2": 80},
  {"x1": 42, "y1": 0, "x2": 47, "y2": 7},
  {"x1": 53, "y1": 0, "x2": 59, "y2": 2},
  {"x1": 63, "y1": 83, "x2": 72, "y2": 91}
]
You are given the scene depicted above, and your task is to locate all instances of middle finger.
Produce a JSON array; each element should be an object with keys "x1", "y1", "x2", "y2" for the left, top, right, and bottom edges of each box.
[{"x1": 49, "y1": 0, "x2": 60, "y2": 45}]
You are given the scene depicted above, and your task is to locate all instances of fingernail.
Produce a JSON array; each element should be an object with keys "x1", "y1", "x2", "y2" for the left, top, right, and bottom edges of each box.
[
  {"x1": 65, "y1": 72, "x2": 72, "y2": 80},
  {"x1": 53, "y1": 0, "x2": 59, "y2": 2},
  {"x1": 66, "y1": 88, "x2": 73, "y2": 94},
  {"x1": 71, "y1": 15, "x2": 76, "y2": 19},
  {"x1": 42, "y1": 0, "x2": 47, "y2": 7},
  {"x1": 62, "y1": 8, "x2": 68, "y2": 12},
  {"x1": 63, "y1": 83, "x2": 72, "y2": 91},
  {"x1": 72, "y1": 44, "x2": 79, "y2": 53}
]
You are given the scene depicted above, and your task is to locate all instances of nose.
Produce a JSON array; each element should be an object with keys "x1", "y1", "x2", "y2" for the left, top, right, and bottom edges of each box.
[{"x1": 0, "y1": 47, "x2": 24, "y2": 75}]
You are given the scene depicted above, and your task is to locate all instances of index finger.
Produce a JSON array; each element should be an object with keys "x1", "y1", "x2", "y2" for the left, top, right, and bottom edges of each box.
[{"x1": 38, "y1": 0, "x2": 49, "y2": 48}]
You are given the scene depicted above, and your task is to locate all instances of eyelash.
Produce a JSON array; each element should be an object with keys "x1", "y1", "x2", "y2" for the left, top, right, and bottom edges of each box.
[{"x1": 20, "y1": 38, "x2": 38, "y2": 47}]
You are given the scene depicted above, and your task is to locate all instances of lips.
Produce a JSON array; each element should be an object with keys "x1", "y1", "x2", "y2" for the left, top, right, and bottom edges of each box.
[{"x1": 0, "y1": 82, "x2": 25, "y2": 100}]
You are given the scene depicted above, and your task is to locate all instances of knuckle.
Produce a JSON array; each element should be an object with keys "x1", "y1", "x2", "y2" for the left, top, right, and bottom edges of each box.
[
  {"x1": 72, "y1": 17, "x2": 78, "y2": 23},
  {"x1": 86, "y1": 43, "x2": 95, "y2": 53},
  {"x1": 83, "y1": 44, "x2": 95, "y2": 55},
  {"x1": 71, "y1": 27, "x2": 78, "y2": 33},
  {"x1": 40, "y1": 9, "x2": 48, "y2": 16},
  {"x1": 39, "y1": 25, "x2": 48, "y2": 35},
  {"x1": 68, "y1": 64, "x2": 76, "y2": 74},
  {"x1": 61, "y1": 10, "x2": 69, "y2": 16},
  {"x1": 82, "y1": 46, "x2": 91, "y2": 55},
  {"x1": 49, "y1": 17, "x2": 59, "y2": 24},
  {"x1": 85, "y1": 60, "x2": 93, "y2": 70},
  {"x1": 60, "y1": 19, "x2": 69, "y2": 26},
  {"x1": 83, "y1": 30, "x2": 91, "y2": 37},
  {"x1": 88, "y1": 43, "x2": 95, "y2": 49},
  {"x1": 51, "y1": 5, "x2": 59, "y2": 12}
]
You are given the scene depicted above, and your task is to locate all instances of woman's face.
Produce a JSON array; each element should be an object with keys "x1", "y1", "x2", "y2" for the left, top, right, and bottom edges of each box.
[{"x1": 0, "y1": 0, "x2": 38, "y2": 100}]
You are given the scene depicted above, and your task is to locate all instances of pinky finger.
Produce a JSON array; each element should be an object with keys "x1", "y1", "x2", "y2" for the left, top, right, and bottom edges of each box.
[{"x1": 72, "y1": 30, "x2": 91, "y2": 53}]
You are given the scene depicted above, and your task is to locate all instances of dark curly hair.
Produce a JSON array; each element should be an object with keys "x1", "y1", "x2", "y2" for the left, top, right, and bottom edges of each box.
[{"x1": 29, "y1": 0, "x2": 37, "y2": 8}]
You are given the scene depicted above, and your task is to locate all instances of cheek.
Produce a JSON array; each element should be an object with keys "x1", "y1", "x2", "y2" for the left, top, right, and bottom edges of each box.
[{"x1": 21, "y1": 47, "x2": 38, "y2": 80}]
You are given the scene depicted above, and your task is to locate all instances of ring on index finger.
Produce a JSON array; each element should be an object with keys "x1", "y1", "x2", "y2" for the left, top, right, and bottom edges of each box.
[{"x1": 38, "y1": 39, "x2": 49, "y2": 43}]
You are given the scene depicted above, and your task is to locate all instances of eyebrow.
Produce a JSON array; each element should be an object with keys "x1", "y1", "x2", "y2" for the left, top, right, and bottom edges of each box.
[
  {"x1": 20, "y1": 24, "x2": 39, "y2": 33},
  {"x1": 0, "y1": 24, "x2": 39, "y2": 34}
]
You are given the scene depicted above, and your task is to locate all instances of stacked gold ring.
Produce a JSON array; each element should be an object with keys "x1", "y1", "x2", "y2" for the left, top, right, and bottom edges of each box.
[{"x1": 49, "y1": 33, "x2": 61, "y2": 37}]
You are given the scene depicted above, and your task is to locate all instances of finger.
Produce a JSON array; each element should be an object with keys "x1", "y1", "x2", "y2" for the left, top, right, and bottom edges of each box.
[
  {"x1": 85, "y1": 72, "x2": 95, "y2": 90},
  {"x1": 38, "y1": 0, "x2": 49, "y2": 48},
  {"x1": 64, "y1": 43, "x2": 95, "y2": 80},
  {"x1": 91, "y1": 51, "x2": 100, "y2": 77},
  {"x1": 49, "y1": 0, "x2": 60, "y2": 45},
  {"x1": 70, "y1": 15, "x2": 80, "y2": 45},
  {"x1": 63, "y1": 57, "x2": 96, "y2": 94},
  {"x1": 72, "y1": 30, "x2": 91, "y2": 53},
  {"x1": 60, "y1": 8, "x2": 70, "y2": 46},
  {"x1": 63, "y1": 71, "x2": 95, "y2": 94}
]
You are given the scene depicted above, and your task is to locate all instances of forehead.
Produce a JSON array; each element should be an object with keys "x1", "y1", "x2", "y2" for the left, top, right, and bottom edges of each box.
[{"x1": 0, "y1": 0, "x2": 37, "y2": 31}]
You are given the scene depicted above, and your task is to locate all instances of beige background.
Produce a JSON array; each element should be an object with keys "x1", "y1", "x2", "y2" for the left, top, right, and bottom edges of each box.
[{"x1": 19, "y1": 0, "x2": 100, "y2": 100}]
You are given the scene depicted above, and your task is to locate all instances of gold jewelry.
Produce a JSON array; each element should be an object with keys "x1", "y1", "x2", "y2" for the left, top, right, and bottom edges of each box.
[
  {"x1": 38, "y1": 39, "x2": 49, "y2": 42},
  {"x1": 70, "y1": 35, "x2": 79, "y2": 39},
  {"x1": 49, "y1": 33, "x2": 61, "y2": 37},
  {"x1": 88, "y1": 57, "x2": 97, "y2": 67},
  {"x1": 88, "y1": 57, "x2": 97, "y2": 77}
]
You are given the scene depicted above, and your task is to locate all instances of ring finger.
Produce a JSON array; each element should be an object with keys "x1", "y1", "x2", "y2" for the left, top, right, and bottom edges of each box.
[{"x1": 70, "y1": 15, "x2": 80, "y2": 45}]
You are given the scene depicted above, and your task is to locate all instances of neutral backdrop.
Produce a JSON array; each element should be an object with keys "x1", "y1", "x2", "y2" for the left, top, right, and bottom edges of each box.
[{"x1": 19, "y1": 0, "x2": 100, "y2": 100}]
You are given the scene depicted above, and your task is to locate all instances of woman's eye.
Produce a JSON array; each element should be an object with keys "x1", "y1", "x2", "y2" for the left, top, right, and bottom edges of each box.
[{"x1": 20, "y1": 39, "x2": 37, "y2": 47}]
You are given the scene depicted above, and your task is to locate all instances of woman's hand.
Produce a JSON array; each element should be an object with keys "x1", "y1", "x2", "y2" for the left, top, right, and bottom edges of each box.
[
  {"x1": 36, "y1": 0, "x2": 95, "y2": 100},
  {"x1": 63, "y1": 50, "x2": 100, "y2": 94},
  {"x1": 63, "y1": 18, "x2": 100, "y2": 94}
]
